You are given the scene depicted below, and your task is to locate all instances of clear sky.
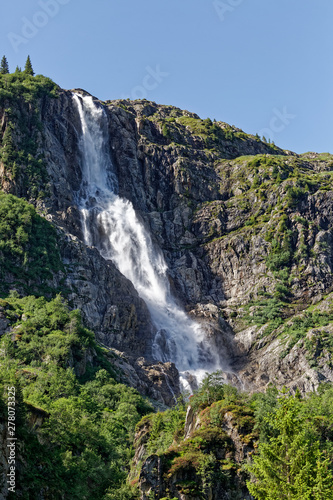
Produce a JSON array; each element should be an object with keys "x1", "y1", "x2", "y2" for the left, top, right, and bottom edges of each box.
[{"x1": 1, "y1": 0, "x2": 332, "y2": 154}]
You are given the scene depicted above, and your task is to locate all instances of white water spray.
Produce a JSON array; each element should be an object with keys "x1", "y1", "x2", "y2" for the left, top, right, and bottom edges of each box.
[{"x1": 73, "y1": 94, "x2": 220, "y2": 390}]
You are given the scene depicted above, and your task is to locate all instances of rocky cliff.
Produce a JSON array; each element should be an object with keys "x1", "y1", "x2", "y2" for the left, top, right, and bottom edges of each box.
[
  {"x1": 102, "y1": 99, "x2": 333, "y2": 394},
  {"x1": 1, "y1": 80, "x2": 333, "y2": 402},
  {"x1": 1, "y1": 73, "x2": 333, "y2": 500},
  {"x1": 132, "y1": 397, "x2": 255, "y2": 500}
]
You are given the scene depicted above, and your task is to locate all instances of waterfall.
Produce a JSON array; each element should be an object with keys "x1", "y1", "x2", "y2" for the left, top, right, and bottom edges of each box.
[{"x1": 73, "y1": 93, "x2": 220, "y2": 391}]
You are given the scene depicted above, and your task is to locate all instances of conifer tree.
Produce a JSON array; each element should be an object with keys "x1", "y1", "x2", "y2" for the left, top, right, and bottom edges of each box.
[
  {"x1": 246, "y1": 393, "x2": 333, "y2": 499},
  {"x1": 0, "y1": 55, "x2": 9, "y2": 74},
  {"x1": 24, "y1": 55, "x2": 34, "y2": 76}
]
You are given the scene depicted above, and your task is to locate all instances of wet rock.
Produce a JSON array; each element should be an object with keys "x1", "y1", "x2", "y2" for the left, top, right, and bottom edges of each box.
[
  {"x1": 111, "y1": 350, "x2": 181, "y2": 407},
  {"x1": 2, "y1": 88, "x2": 333, "y2": 399}
]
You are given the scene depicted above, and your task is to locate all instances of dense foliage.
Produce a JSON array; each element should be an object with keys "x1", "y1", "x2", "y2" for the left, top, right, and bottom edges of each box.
[
  {"x1": 0, "y1": 67, "x2": 57, "y2": 103},
  {"x1": 134, "y1": 373, "x2": 333, "y2": 499},
  {"x1": 0, "y1": 68, "x2": 58, "y2": 198},
  {"x1": 247, "y1": 389, "x2": 333, "y2": 499},
  {"x1": 0, "y1": 193, "x2": 63, "y2": 296},
  {"x1": 0, "y1": 294, "x2": 152, "y2": 499}
]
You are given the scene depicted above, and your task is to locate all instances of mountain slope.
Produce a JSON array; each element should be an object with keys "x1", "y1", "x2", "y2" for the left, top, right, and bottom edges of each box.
[
  {"x1": 2, "y1": 73, "x2": 333, "y2": 395},
  {"x1": 1, "y1": 70, "x2": 333, "y2": 499}
]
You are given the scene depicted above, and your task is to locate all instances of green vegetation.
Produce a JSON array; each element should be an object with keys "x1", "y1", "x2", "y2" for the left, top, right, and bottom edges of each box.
[
  {"x1": 0, "y1": 193, "x2": 63, "y2": 296},
  {"x1": 0, "y1": 55, "x2": 9, "y2": 74},
  {"x1": 0, "y1": 68, "x2": 333, "y2": 499},
  {"x1": 3, "y1": 330, "x2": 333, "y2": 500},
  {"x1": 133, "y1": 373, "x2": 333, "y2": 499},
  {"x1": 243, "y1": 292, "x2": 333, "y2": 362},
  {"x1": 0, "y1": 65, "x2": 58, "y2": 197},
  {"x1": 24, "y1": 55, "x2": 34, "y2": 76},
  {"x1": 246, "y1": 298, "x2": 284, "y2": 334},
  {"x1": 247, "y1": 389, "x2": 333, "y2": 499},
  {"x1": 266, "y1": 230, "x2": 294, "y2": 272},
  {"x1": 0, "y1": 294, "x2": 152, "y2": 499},
  {"x1": 218, "y1": 154, "x2": 333, "y2": 207},
  {"x1": 188, "y1": 371, "x2": 238, "y2": 411},
  {"x1": 172, "y1": 115, "x2": 258, "y2": 152},
  {"x1": 279, "y1": 310, "x2": 333, "y2": 358},
  {"x1": 0, "y1": 68, "x2": 57, "y2": 103},
  {"x1": 145, "y1": 404, "x2": 186, "y2": 456},
  {"x1": 145, "y1": 106, "x2": 279, "y2": 156},
  {"x1": 212, "y1": 153, "x2": 333, "y2": 326},
  {"x1": 0, "y1": 116, "x2": 50, "y2": 197}
]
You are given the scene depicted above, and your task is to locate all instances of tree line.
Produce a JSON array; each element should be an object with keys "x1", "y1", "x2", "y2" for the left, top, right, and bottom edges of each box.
[{"x1": 0, "y1": 55, "x2": 34, "y2": 76}]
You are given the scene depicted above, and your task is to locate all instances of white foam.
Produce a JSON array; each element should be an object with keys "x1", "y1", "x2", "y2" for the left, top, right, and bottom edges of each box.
[{"x1": 73, "y1": 94, "x2": 221, "y2": 391}]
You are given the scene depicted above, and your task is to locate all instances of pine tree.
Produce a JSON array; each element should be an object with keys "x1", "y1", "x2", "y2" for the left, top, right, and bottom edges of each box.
[
  {"x1": 1, "y1": 123, "x2": 17, "y2": 167},
  {"x1": 0, "y1": 55, "x2": 9, "y2": 74},
  {"x1": 246, "y1": 394, "x2": 333, "y2": 499},
  {"x1": 24, "y1": 55, "x2": 34, "y2": 76}
]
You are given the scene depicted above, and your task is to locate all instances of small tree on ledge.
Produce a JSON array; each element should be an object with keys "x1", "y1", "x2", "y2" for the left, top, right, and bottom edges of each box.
[{"x1": 24, "y1": 55, "x2": 34, "y2": 76}]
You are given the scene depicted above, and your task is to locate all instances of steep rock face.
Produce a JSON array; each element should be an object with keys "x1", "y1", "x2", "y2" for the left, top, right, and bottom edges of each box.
[
  {"x1": 109, "y1": 350, "x2": 181, "y2": 407},
  {"x1": 40, "y1": 89, "x2": 84, "y2": 236},
  {"x1": 133, "y1": 402, "x2": 255, "y2": 500},
  {"x1": 102, "y1": 102, "x2": 333, "y2": 391},
  {"x1": 105, "y1": 100, "x2": 284, "y2": 212},
  {"x1": 0, "y1": 90, "x2": 154, "y2": 351},
  {"x1": 57, "y1": 229, "x2": 182, "y2": 405},
  {"x1": 102, "y1": 101, "x2": 333, "y2": 308},
  {"x1": 0, "y1": 90, "x2": 180, "y2": 405},
  {"x1": 58, "y1": 229, "x2": 154, "y2": 356},
  {"x1": 2, "y1": 86, "x2": 333, "y2": 395},
  {"x1": 102, "y1": 100, "x2": 284, "y2": 307},
  {"x1": 233, "y1": 293, "x2": 333, "y2": 393}
]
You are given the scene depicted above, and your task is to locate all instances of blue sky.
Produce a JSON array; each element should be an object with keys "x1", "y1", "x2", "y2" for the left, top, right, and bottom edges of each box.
[{"x1": 1, "y1": 0, "x2": 332, "y2": 153}]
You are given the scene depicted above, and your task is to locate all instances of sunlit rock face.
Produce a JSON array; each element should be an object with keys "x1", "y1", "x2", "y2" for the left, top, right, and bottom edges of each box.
[{"x1": 2, "y1": 86, "x2": 333, "y2": 402}]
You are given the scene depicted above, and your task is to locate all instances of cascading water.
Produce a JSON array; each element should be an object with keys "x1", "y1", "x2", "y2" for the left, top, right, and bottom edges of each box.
[{"x1": 73, "y1": 93, "x2": 221, "y2": 391}]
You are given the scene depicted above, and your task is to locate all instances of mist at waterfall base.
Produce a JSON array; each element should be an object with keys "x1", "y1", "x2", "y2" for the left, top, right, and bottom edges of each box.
[{"x1": 73, "y1": 93, "x2": 223, "y2": 393}]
